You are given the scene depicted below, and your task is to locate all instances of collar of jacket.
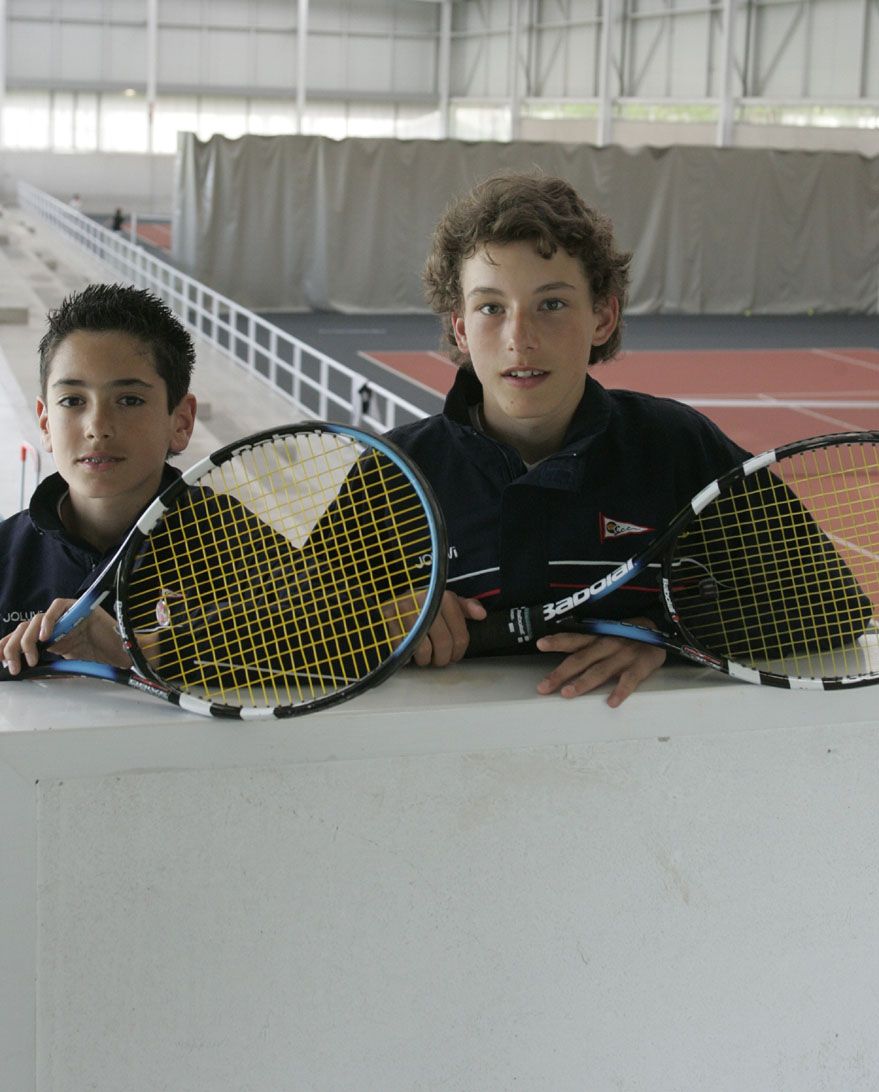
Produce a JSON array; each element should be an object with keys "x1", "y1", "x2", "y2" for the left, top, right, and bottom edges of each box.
[
  {"x1": 442, "y1": 366, "x2": 613, "y2": 487},
  {"x1": 28, "y1": 463, "x2": 183, "y2": 543}
]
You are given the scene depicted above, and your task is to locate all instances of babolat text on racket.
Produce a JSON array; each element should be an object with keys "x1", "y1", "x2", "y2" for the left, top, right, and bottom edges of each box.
[
  {"x1": 466, "y1": 431, "x2": 879, "y2": 690},
  {"x1": 0, "y1": 423, "x2": 447, "y2": 717}
]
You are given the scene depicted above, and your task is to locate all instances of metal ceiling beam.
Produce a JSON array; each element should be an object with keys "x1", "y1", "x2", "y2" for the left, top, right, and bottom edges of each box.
[
  {"x1": 438, "y1": 0, "x2": 452, "y2": 136},
  {"x1": 717, "y1": 0, "x2": 738, "y2": 145},
  {"x1": 597, "y1": 0, "x2": 615, "y2": 144},
  {"x1": 146, "y1": 0, "x2": 157, "y2": 152},
  {"x1": 297, "y1": 0, "x2": 308, "y2": 132}
]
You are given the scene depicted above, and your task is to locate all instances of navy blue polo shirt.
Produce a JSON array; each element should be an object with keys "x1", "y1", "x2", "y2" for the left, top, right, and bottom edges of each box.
[
  {"x1": 0, "y1": 463, "x2": 181, "y2": 639},
  {"x1": 387, "y1": 368, "x2": 750, "y2": 620}
]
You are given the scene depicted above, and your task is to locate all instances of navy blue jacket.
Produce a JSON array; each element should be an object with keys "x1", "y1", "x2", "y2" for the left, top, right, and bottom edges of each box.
[
  {"x1": 387, "y1": 368, "x2": 750, "y2": 621},
  {"x1": 0, "y1": 464, "x2": 181, "y2": 639}
]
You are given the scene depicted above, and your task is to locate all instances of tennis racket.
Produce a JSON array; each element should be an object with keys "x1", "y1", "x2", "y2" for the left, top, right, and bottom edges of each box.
[
  {"x1": 466, "y1": 431, "x2": 879, "y2": 690},
  {"x1": 0, "y1": 423, "x2": 447, "y2": 717}
]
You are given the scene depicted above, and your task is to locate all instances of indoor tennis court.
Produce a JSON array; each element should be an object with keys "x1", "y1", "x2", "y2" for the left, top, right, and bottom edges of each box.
[{"x1": 2, "y1": 3, "x2": 879, "y2": 1091}]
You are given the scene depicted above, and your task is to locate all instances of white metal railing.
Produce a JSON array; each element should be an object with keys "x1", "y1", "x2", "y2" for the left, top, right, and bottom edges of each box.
[{"x1": 16, "y1": 181, "x2": 428, "y2": 434}]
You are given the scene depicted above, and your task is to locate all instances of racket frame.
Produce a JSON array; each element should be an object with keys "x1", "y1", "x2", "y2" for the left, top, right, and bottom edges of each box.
[
  {"x1": 4, "y1": 423, "x2": 448, "y2": 718},
  {"x1": 484, "y1": 431, "x2": 879, "y2": 691}
]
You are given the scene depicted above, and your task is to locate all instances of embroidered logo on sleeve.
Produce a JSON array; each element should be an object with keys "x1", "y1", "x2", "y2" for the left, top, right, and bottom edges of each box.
[{"x1": 599, "y1": 513, "x2": 654, "y2": 543}]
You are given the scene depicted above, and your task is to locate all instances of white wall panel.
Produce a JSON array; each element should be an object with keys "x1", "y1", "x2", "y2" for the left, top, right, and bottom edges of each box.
[
  {"x1": 805, "y1": 4, "x2": 866, "y2": 99},
  {"x1": 667, "y1": 15, "x2": 714, "y2": 98},
  {"x1": 307, "y1": 34, "x2": 347, "y2": 92},
  {"x1": 745, "y1": 0, "x2": 869, "y2": 100},
  {"x1": 109, "y1": 0, "x2": 147, "y2": 19},
  {"x1": 205, "y1": 29, "x2": 254, "y2": 87},
  {"x1": 60, "y1": 0, "x2": 98, "y2": 15},
  {"x1": 7, "y1": 0, "x2": 54, "y2": 15},
  {"x1": 106, "y1": 26, "x2": 147, "y2": 84},
  {"x1": 537, "y1": 25, "x2": 599, "y2": 99},
  {"x1": 346, "y1": 4, "x2": 403, "y2": 35},
  {"x1": 57, "y1": 24, "x2": 105, "y2": 81},
  {"x1": 252, "y1": 0, "x2": 297, "y2": 30},
  {"x1": 253, "y1": 32, "x2": 296, "y2": 90},
  {"x1": 309, "y1": 3, "x2": 347, "y2": 34},
  {"x1": 565, "y1": 27, "x2": 599, "y2": 99},
  {"x1": 1, "y1": 0, "x2": 877, "y2": 153},
  {"x1": 450, "y1": 19, "x2": 512, "y2": 99},
  {"x1": 203, "y1": 0, "x2": 254, "y2": 29},
  {"x1": 626, "y1": 11, "x2": 714, "y2": 99},
  {"x1": 535, "y1": 27, "x2": 566, "y2": 99},
  {"x1": 749, "y1": 5, "x2": 807, "y2": 97},
  {"x1": 346, "y1": 38, "x2": 396, "y2": 94},
  {"x1": 157, "y1": 0, "x2": 206, "y2": 27},
  {"x1": 393, "y1": 38, "x2": 438, "y2": 95},
  {"x1": 7, "y1": 21, "x2": 55, "y2": 82},
  {"x1": 156, "y1": 27, "x2": 201, "y2": 85}
]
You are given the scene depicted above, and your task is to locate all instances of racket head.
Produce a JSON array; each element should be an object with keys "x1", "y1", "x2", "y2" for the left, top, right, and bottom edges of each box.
[
  {"x1": 114, "y1": 422, "x2": 447, "y2": 718},
  {"x1": 663, "y1": 431, "x2": 879, "y2": 689}
]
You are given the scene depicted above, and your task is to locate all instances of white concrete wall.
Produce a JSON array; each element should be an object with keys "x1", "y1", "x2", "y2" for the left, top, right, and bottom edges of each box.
[{"x1": 3, "y1": 661, "x2": 879, "y2": 1091}]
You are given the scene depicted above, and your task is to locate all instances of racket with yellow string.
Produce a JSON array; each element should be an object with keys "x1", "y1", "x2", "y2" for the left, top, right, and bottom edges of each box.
[
  {"x1": 0, "y1": 423, "x2": 447, "y2": 717},
  {"x1": 467, "y1": 431, "x2": 879, "y2": 690}
]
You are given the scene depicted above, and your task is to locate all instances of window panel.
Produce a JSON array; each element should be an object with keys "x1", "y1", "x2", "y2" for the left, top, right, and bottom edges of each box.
[
  {"x1": 247, "y1": 99, "x2": 297, "y2": 136},
  {"x1": 197, "y1": 97, "x2": 248, "y2": 140},
  {"x1": 99, "y1": 93, "x2": 149, "y2": 152},
  {"x1": 2, "y1": 91, "x2": 51, "y2": 149},
  {"x1": 51, "y1": 92, "x2": 76, "y2": 151},
  {"x1": 151, "y1": 96, "x2": 199, "y2": 154}
]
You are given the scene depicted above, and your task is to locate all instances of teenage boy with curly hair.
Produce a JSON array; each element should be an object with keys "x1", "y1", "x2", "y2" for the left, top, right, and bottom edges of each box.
[{"x1": 388, "y1": 172, "x2": 748, "y2": 706}]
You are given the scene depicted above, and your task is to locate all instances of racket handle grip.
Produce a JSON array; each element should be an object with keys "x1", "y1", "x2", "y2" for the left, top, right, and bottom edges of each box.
[
  {"x1": 0, "y1": 634, "x2": 55, "y2": 681},
  {"x1": 0, "y1": 644, "x2": 53, "y2": 681},
  {"x1": 466, "y1": 606, "x2": 554, "y2": 657}
]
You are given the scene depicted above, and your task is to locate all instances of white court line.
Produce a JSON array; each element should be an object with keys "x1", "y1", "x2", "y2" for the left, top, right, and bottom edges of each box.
[
  {"x1": 679, "y1": 399, "x2": 879, "y2": 408},
  {"x1": 831, "y1": 534, "x2": 879, "y2": 566},
  {"x1": 785, "y1": 406, "x2": 871, "y2": 431},
  {"x1": 809, "y1": 349, "x2": 879, "y2": 373},
  {"x1": 679, "y1": 395, "x2": 878, "y2": 433},
  {"x1": 427, "y1": 351, "x2": 456, "y2": 369}
]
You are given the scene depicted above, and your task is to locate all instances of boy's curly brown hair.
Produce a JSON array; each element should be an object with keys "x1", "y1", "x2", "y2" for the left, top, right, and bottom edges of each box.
[{"x1": 423, "y1": 172, "x2": 631, "y2": 367}]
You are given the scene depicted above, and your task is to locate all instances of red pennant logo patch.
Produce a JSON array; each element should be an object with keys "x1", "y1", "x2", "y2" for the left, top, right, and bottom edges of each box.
[{"x1": 599, "y1": 513, "x2": 654, "y2": 543}]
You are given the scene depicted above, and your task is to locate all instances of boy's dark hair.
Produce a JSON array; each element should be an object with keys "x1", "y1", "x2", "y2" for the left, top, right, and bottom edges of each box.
[
  {"x1": 423, "y1": 172, "x2": 632, "y2": 367},
  {"x1": 39, "y1": 284, "x2": 195, "y2": 410}
]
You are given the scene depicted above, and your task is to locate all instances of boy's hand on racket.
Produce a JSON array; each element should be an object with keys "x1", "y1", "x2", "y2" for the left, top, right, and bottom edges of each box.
[
  {"x1": 0, "y1": 601, "x2": 71, "y2": 674},
  {"x1": 0, "y1": 598, "x2": 130, "y2": 674},
  {"x1": 535, "y1": 618, "x2": 667, "y2": 707},
  {"x1": 410, "y1": 591, "x2": 486, "y2": 667}
]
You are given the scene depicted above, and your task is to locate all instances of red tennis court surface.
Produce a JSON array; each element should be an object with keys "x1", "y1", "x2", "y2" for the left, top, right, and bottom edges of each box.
[
  {"x1": 134, "y1": 221, "x2": 172, "y2": 251},
  {"x1": 359, "y1": 346, "x2": 879, "y2": 453}
]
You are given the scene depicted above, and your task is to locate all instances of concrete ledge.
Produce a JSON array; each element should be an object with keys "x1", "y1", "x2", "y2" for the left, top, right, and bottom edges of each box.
[{"x1": 3, "y1": 662, "x2": 879, "y2": 1091}]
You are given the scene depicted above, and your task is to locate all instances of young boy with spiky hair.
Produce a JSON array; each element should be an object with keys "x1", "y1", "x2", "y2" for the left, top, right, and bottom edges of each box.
[
  {"x1": 387, "y1": 172, "x2": 749, "y2": 706},
  {"x1": 0, "y1": 284, "x2": 197, "y2": 672}
]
